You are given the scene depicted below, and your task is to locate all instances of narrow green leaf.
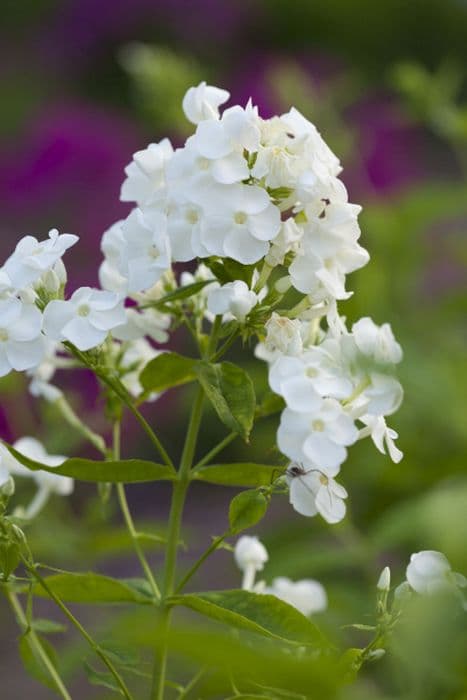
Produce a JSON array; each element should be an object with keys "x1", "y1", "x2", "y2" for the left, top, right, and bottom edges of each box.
[
  {"x1": 141, "y1": 280, "x2": 215, "y2": 310},
  {"x1": 3, "y1": 442, "x2": 176, "y2": 483},
  {"x1": 31, "y1": 618, "x2": 67, "y2": 635},
  {"x1": 98, "y1": 641, "x2": 140, "y2": 667},
  {"x1": 19, "y1": 633, "x2": 59, "y2": 690},
  {"x1": 140, "y1": 352, "x2": 197, "y2": 394},
  {"x1": 168, "y1": 590, "x2": 323, "y2": 646},
  {"x1": 195, "y1": 361, "x2": 255, "y2": 440},
  {"x1": 192, "y1": 463, "x2": 285, "y2": 488},
  {"x1": 30, "y1": 572, "x2": 156, "y2": 604},
  {"x1": 84, "y1": 661, "x2": 123, "y2": 694},
  {"x1": 229, "y1": 490, "x2": 268, "y2": 533}
]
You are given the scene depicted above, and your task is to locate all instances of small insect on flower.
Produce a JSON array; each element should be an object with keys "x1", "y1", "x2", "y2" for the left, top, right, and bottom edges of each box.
[{"x1": 286, "y1": 461, "x2": 348, "y2": 524}]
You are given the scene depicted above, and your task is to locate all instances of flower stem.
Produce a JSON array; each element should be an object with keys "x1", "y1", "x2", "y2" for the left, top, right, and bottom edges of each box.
[
  {"x1": 175, "y1": 533, "x2": 228, "y2": 594},
  {"x1": 113, "y1": 421, "x2": 161, "y2": 600},
  {"x1": 6, "y1": 589, "x2": 72, "y2": 700},
  {"x1": 192, "y1": 431, "x2": 237, "y2": 470},
  {"x1": 151, "y1": 386, "x2": 205, "y2": 700},
  {"x1": 55, "y1": 396, "x2": 107, "y2": 456},
  {"x1": 23, "y1": 560, "x2": 134, "y2": 700}
]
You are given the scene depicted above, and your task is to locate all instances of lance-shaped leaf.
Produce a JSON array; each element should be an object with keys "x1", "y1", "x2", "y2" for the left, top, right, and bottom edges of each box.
[
  {"x1": 140, "y1": 352, "x2": 197, "y2": 394},
  {"x1": 31, "y1": 572, "x2": 156, "y2": 604},
  {"x1": 192, "y1": 463, "x2": 285, "y2": 488},
  {"x1": 2, "y1": 443, "x2": 176, "y2": 483},
  {"x1": 168, "y1": 590, "x2": 323, "y2": 646},
  {"x1": 141, "y1": 279, "x2": 215, "y2": 310},
  {"x1": 195, "y1": 361, "x2": 255, "y2": 440}
]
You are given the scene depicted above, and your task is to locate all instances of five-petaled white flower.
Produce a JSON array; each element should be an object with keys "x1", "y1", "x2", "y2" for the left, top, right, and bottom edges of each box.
[
  {"x1": 3, "y1": 229, "x2": 78, "y2": 289},
  {"x1": 287, "y1": 463, "x2": 348, "y2": 523},
  {"x1": 207, "y1": 280, "x2": 258, "y2": 322},
  {"x1": 43, "y1": 287, "x2": 126, "y2": 351},
  {"x1": 0, "y1": 298, "x2": 45, "y2": 377}
]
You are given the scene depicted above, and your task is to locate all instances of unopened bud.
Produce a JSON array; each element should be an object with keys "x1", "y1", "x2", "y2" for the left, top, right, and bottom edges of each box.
[
  {"x1": 368, "y1": 648, "x2": 385, "y2": 661},
  {"x1": 0, "y1": 476, "x2": 15, "y2": 499},
  {"x1": 377, "y1": 566, "x2": 391, "y2": 592}
]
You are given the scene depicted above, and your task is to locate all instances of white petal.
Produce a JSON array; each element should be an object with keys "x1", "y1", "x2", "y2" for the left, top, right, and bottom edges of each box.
[
  {"x1": 62, "y1": 317, "x2": 106, "y2": 351},
  {"x1": 289, "y1": 477, "x2": 318, "y2": 517},
  {"x1": 303, "y1": 433, "x2": 347, "y2": 472},
  {"x1": 315, "y1": 485, "x2": 346, "y2": 523},
  {"x1": 43, "y1": 300, "x2": 74, "y2": 340}
]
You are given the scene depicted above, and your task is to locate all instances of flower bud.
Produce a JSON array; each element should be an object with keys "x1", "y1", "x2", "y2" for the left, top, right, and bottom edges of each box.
[
  {"x1": 368, "y1": 648, "x2": 386, "y2": 661},
  {"x1": 377, "y1": 566, "x2": 391, "y2": 592},
  {"x1": 234, "y1": 536, "x2": 268, "y2": 572}
]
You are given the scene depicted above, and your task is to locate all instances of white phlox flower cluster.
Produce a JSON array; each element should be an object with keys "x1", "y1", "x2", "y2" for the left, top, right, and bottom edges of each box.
[
  {"x1": 0, "y1": 82, "x2": 404, "y2": 527},
  {"x1": 234, "y1": 535, "x2": 327, "y2": 616},
  {"x1": 265, "y1": 312, "x2": 403, "y2": 524},
  {"x1": 0, "y1": 438, "x2": 73, "y2": 519}
]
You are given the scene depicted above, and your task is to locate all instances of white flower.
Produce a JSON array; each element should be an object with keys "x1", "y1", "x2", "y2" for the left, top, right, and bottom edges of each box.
[
  {"x1": 266, "y1": 218, "x2": 303, "y2": 267},
  {"x1": 98, "y1": 220, "x2": 129, "y2": 294},
  {"x1": 196, "y1": 184, "x2": 281, "y2": 264},
  {"x1": 259, "y1": 313, "x2": 303, "y2": 361},
  {"x1": 112, "y1": 307, "x2": 170, "y2": 344},
  {"x1": 0, "y1": 438, "x2": 73, "y2": 519},
  {"x1": 27, "y1": 340, "x2": 63, "y2": 403},
  {"x1": 121, "y1": 139, "x2": 173, "y2": 206},
  {"x1": 0, "y1": 298, "x2": 45, "y2": 377},
  {"x1": 43, "y1": 287, "x2": 126, "y2": 351},
  {"x1": 359, "y1": 414, "x2": 403, "y2": 463},
  {"x1": 377, "y1": 566, "x2": 391, "y2": 591},
  {"x1": 264, "y1": 577, "x2": 327, "y2": 616},
  {"x1": 406, "y1": 551, "x2": 467, "y2": 595},
  {"x1": 182, "y1": 82, "x2": 230, "y2": 124},
  {"x1": 278, "y1": 399, "x2": 358, "y2": 474},
  {"x1": 207, "y1": 281, "x2": 258, "y2": 321},
  {"x1": 364, "y1": 373, "x2": 404, "y2": 417},
  {"x1": 289, "y1": 201, "x2": 369, "y2": 300},
  {"x1": 234, "y1": 535, "x2": 268, "y2": 591},
  {"x1": 287, "y1": 464, "x2": 348, "y2": 523},
  {"x1": 119, "y1": 339, "x2": 161, "y2": 399},
  {"x1": 3, "y1": 229, "x2": 78, "y2": 289},
  {"x1": 352, "y1": 317, "x2": 402, "y2": 366},
  {"x1": 119, "y1": 208, "x2": 171, "y2": 293}
]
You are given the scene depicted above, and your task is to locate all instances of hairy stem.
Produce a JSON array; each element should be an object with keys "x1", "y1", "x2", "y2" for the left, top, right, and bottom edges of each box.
[
  {"x1": 113, "y1": 421, "x2": 161, "y2": 600},
  {"x1": 23, "y1": 561, "x2": 134, "y2": 700},
  {"x1": 175, "y1": 533, "x2": 228, "y2": 594},
  {"x1": 152, "y1": 386, "x2": 205, "y2": 700},
  {"x1": 6, "y1": 589, "x2": 72, "y2": 700}
]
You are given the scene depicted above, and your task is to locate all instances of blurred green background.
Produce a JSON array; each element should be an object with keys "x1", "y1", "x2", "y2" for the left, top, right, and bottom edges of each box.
[{"x1": 0, "y1": 0, "x2": 466, "y2": 698}]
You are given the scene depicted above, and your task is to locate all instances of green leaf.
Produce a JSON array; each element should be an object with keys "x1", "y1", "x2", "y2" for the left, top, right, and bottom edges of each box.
[
  {"x1": 98, "y1": 641, "x2": 140, "y2": 667},
  {"x1": 256, "y1": 392, "x2": 286, "y2": 418},
  {"x1": 140, "y1": 351, "x2": 197, "y2": 394},
  {"x1": 192, "y1": 463, "x2": 285, "y2": 488},
  {"x1": 168, "y1": 590, "x2": 323, "y2": 646},
  {"x1": 3, "y1": 442, "x2": 176, "y2": 483},
  {"x1": 31, "y1": 618, "x2": 67, "y2": 635},
  {"x1": 31, "y1": 572, "x2": 156, "y2": 604},
  {"x1": 141, "y1": 280, "x2": 215, "y2": 310},
  {"x1": 229, "y1": 490, "x2": 268, "y2": 533},
  {"x1": 195, "y1": 361, "x2": 255, "y2": 440},
  {"x1": 19, "y1": 633, "x2": 59, "y2": 690},
  {"x1": 84, "y1": 661, "x2": 123, "y2": 694}
]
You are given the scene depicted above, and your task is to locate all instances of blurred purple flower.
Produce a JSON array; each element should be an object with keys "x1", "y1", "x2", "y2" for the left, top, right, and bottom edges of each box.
[
  {"x1": 351, "y1": 96, "x2": 427, "y2": 195},
  {"x1": 0, "y1": 101, "x2": 140, "y2": 286}
]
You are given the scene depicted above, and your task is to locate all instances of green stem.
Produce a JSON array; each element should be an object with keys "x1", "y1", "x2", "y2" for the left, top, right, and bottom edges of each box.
[
  {"x1": 192, "y1": 432, "x2": 237, "y2": 470},
  {"x1": 113, "y1": 421, "x2": 161, "y2": 600},
  {"x1": 6, "y1": 589, "x2": 72, "y2": 700},
  {"x1": 23, "y1": 561, "x2": 134, "y2": 700},
  {"x1": 177, "y1": 666, "x2": 206, "y2": 699},
  {"x1": 210, "y1": 330, "x2": 239, "y2": 363},
  {"x1": 175, "y1": 533, "x2": 228, "y2": 594},
  {"x1": 66, "y1": 344, "x2": 174, "y2": 470},
  {"x1": 151, "y1": 386, "x2": 205, "y2": 700},
  {"x1": 55, "y1": 396, "x2": 107, "y2": 456}
]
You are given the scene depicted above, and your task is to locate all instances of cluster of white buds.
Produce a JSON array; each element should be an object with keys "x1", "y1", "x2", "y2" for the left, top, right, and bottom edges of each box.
[{"x1": 234, "y1": 535, "x2": 327, "y2": 617}]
